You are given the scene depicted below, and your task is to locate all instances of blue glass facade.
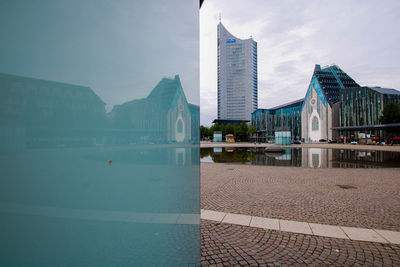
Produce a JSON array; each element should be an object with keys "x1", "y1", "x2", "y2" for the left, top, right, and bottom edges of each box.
[
  {"x1": 254, "y1": 63, "x2": 397, "y2": 144},
  {"x1": 252, "y1": 99, "x2": 303, "y2": 143},
  {"x1": 335, "y1": 86, "x2": 400, "y2": 141},
  {"x1": 313, "y1": 64, "x2": 359, "y2": 104}
]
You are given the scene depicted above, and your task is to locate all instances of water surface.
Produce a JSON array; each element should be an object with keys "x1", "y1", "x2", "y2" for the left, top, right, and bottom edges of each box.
[{"x1": 200, "y1": 147, "x2": 400, "y2": 168}]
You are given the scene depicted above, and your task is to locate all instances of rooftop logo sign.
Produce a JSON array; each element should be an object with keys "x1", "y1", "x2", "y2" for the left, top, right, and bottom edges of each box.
[{"x1": 226, "y1": 38, "x2": 236, "y2": 43}]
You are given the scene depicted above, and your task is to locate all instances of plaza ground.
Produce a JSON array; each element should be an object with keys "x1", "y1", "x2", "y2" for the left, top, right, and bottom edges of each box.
[{"x1": 200, "y1": 151, "x2": 400, "y2": 266}]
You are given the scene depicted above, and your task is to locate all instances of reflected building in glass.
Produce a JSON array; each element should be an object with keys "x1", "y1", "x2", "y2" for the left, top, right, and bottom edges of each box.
[
  {"x1": 0, "y1": 1, "x2": 199, "y2": 266},
  {"x1": 110, "y1": 75, "x2": 199, "y2": 144},
  {"x1": 0, "y1": 70, "x2": 200, "y2": 265},
  {"x1": 0, "y1": 73, "x2": 106, "y2": 127},
  {"x1": 0, "y1": 73, "x2": 107, "y2": 150}
]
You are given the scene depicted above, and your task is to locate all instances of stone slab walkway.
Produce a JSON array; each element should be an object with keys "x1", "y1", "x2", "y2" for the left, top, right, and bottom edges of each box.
[{"x1": 201, "y1": 209, "x2": 400, "y2": 245}]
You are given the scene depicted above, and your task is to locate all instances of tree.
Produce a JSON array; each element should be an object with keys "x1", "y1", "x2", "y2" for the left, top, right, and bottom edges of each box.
[
  {"x1": 220, "y1": 124, "x2": 226, "y2": 137},
  {"x1": 239, "y1": 121, "x2": 249, "y2": 141},
  {"x1": 200, "y1": 125, "x2": 211, "y2": 140},
  {"x1": 225, "y1": 123, "x2": 234, "y2": 135},
  {"x1": 380, "y1": 103, "x2": 400, "y2": 124},
  {"x1": 248, "y1": 125, "x2": 256, "y2": 136},
  {"x1": 210, "y1": 123, "x2": 220, "y2": 133},
  {"x1": 233, "y1": 123, "x2": 240, "y2": 139}
]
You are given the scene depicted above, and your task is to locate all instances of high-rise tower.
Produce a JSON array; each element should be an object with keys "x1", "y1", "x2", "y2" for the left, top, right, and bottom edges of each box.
[{"x1": 217, "y1": 22, "x2": 257, "y2": 121}]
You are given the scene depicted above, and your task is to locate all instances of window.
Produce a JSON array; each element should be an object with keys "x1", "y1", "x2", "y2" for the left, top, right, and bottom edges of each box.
[
  {"x1": 177, "y1": 119, "x2": 183, "y2": 133},
  {"x1": 312, "y1": 116, "x2": 319, "y2": 131}
]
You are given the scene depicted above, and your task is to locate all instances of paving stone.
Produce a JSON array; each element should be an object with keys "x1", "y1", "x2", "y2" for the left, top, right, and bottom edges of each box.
[
  {"x1": 309, "y1": 223, "x2": 349, "y2": 239},
  {"x1": 250, "y1": 216, "x2": 279, "y2": 230},
  {"x1": 222, "y1": 213, "x2": 251, "y2": 226},
  {"x1": 201, "y1": 210, "x2": 226, "y2": 222},
  {"x1": 201, "y1": 220, "x2": 400, "y2": 266},
  {"x1": 280, "y1": 219, "x2": 312, "y2": 235},
  {"x1": 201, "y1": 163, "x2": 400, "y2": 231},
  {"x1": 375, "y1": 229, "x2": 400, "y2": 244},
  {"x1": 341, "y1": 227, "x2": 387, "y2": 243},
  {"x1": 200, "y1": 161, "x2": 400, "y2": 265}
]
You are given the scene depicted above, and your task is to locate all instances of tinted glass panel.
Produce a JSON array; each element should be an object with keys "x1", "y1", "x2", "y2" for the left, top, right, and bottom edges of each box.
[{"x1": 0, "y1": 0, "x2": 199, "y2": 265}]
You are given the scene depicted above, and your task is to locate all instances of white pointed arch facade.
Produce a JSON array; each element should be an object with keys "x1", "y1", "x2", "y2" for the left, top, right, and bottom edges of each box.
[{"x1": 301, "y1": 78, "x2": 333, "y2": 143}]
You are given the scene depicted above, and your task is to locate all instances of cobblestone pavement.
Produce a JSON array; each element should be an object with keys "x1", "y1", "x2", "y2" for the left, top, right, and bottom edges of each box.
[
  {"x1": 201, "y1": 163, "x2": 400, "y2": 231},
  {"x1": 201, "y1": 220, "x2": 400, "y2": 266}
]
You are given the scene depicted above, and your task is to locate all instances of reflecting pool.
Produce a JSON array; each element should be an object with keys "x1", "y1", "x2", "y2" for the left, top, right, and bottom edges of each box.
[{"x1": 200, "y1": 147, "x2": 400, "y2": 168}]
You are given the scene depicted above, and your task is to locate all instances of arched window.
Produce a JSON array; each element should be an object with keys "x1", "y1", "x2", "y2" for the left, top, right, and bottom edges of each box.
[
  {"x1": 177, "y1": 119, "x2": 183, "y2": 133},
  {"x1": 312, "y1": 116, "x2": 319, "y2": 131}
]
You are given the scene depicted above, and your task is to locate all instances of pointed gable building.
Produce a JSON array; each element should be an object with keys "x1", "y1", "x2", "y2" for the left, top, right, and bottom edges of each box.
[
  {"x1": 301, "y1": 64, "x2": 359, "y2": 142},
  {"x1": 111, "y1": 75, "x2": 198, "y2": 144}
]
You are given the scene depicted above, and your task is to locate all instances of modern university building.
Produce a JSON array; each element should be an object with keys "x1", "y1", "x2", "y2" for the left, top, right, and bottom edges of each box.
[
  {"x1": 334, "y1": 86, "x2": 400, "y2": 141},
  {"x1": 217, "y1": 22, "x2": 258, "y2": 122},
  {"x1": 301, "y1": 64, "x2": 359, "y2": 142},
  {"x1": 251, "y1": 98, "x2": 303, "y2": 143},
  {"x1": 252, "y1": 64, "x2": 400, "y2": 143}
]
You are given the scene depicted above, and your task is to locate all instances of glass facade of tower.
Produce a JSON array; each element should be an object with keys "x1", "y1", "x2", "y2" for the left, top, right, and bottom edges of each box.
[
  {"x1": 217, "y1": 22, "x2": 257, "y2": 121},
  {"x1": 252, "y1": 99, "x2": 303, "y2": 143}
]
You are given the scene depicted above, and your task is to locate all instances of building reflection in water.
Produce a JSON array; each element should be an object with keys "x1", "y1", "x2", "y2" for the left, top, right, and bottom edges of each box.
[
  {"x1": 301, "y1": 148, "x2": 332, "y2": 168},
  {"x1": 213, "y1": 147, "x2": 223, "y2": 153},
  {"x1": 201, "y1": 147, "x2": 400, "y2": 168},
  {"x1": 331, "y1": 149, "x2": 400, "y2": 168}
]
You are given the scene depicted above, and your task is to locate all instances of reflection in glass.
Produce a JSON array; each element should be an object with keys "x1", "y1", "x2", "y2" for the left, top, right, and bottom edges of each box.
[{"x1": 0, "y1": 1, "x2": 199, "y2": 266}]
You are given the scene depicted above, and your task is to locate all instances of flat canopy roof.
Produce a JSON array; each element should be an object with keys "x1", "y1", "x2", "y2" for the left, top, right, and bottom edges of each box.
[
  {"x1": 212, "y1": 119, "x2": 250, "y2": 125},
  {"x1": 269, "y1": 98, "x2": 304, "y2": 110},
  {"x1": 370, "y1": 87, "x2": 400, "y2": 95},
  {"x1": 331, "y1": 123, "x2": 400, "y2": 131}
]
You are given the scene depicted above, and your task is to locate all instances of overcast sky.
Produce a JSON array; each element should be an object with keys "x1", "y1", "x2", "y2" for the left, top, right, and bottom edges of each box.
[{"x1": 200, "y1": 0, "x2": 400, "y2": 126}]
